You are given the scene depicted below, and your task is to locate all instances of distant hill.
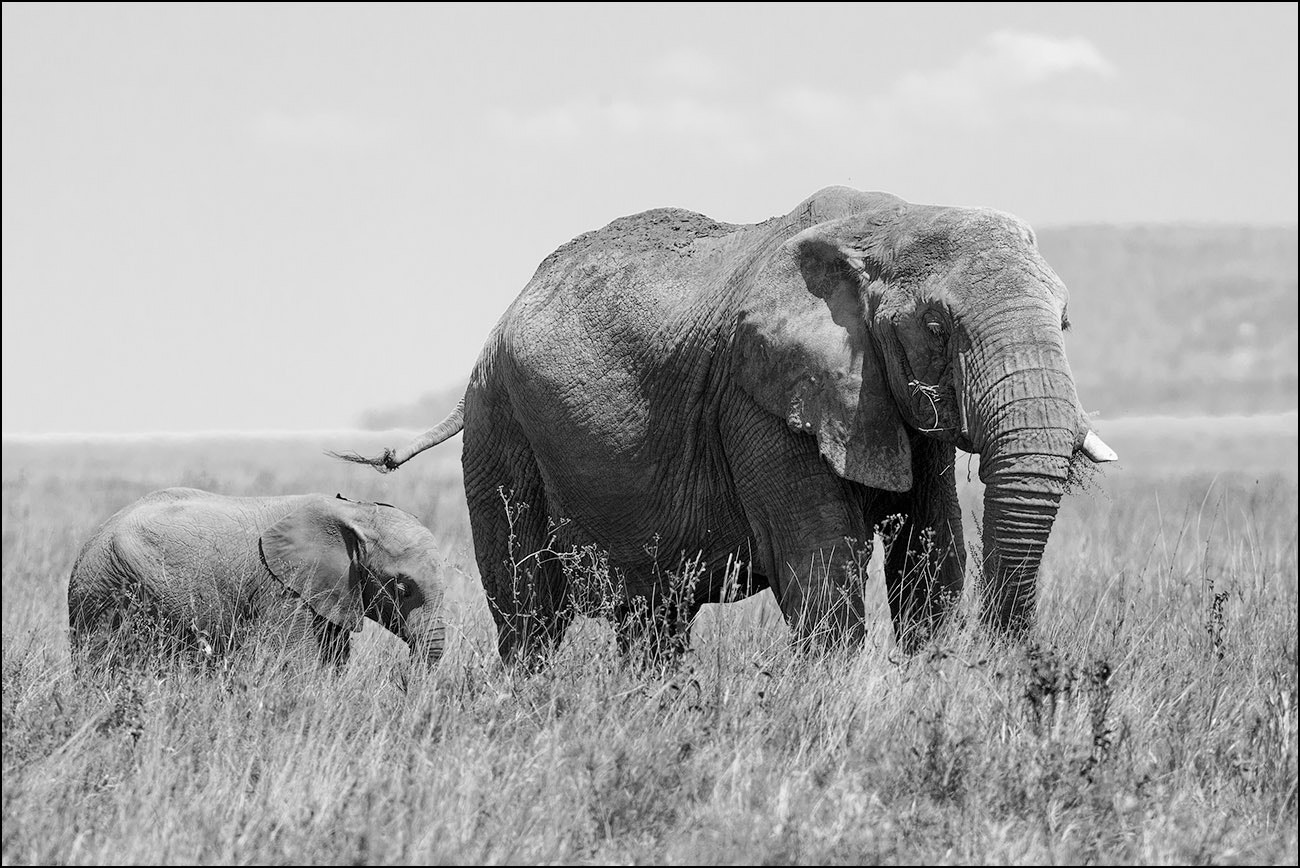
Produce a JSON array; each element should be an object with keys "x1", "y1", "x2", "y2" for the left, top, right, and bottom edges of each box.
[
  {"x1": 1036, "y1": 225, "x2": 1297, "y2": 417},
  {"x1": 360, "y1": 225, "x2": 1297, "y2": 428}
]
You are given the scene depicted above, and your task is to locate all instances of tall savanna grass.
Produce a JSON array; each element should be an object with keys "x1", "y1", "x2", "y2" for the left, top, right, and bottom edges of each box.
[{"x1": 2, "y1": 428, "x2": 1296, "y2": 864}]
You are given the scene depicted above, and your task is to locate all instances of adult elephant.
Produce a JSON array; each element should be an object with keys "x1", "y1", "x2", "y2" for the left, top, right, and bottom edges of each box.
[
  {"x1": 344, "y1": 187, "x2": 1116, "y2": 660},
  {"x1": 68, "y1": 488, "x2": 447, "y2": 669}
]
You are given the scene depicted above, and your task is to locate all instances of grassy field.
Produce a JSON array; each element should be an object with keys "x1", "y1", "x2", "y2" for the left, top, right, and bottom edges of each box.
[{"x1": 2, "y1": 419, "x2": 1297, "y2": 864}]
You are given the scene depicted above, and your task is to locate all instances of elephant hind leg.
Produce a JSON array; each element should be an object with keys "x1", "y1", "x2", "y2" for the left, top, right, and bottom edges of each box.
[
  {"x1": 464, "y1": 421, "x2": 574, "y2": 667},
  {"x1": 481, "y1": 495, "x2": 574, "y2": 667},
  {"x1": 491, "y1": 579, "x2": 573, "y2": 668}
]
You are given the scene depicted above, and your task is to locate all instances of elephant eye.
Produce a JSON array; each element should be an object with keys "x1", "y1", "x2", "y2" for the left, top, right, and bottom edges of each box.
[
  {"x1": 395, "y1": 580, "x2": 411, "y2": 599},
  {"x1": 925, "y1": 320, "x2": 946, "y2": 338}
]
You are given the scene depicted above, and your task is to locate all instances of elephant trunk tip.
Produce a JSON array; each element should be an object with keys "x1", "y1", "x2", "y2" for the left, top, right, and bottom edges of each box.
[
  {"x1": 325, "y1": 448, "x2": 401, "y2": 473},
  {"x1": 409, "y1": 638, "x2": 446, "y2": 669}
]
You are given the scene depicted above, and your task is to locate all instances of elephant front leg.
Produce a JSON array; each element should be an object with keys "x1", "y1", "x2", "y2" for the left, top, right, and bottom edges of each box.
[
  {"x1": 312, "y1": 617, "x2": 352, "y2": 669},
  {"x1": 881, "y1": 436, "x2": 966, "y2": 654},
  {"x1": 269, "y1": 598, "x2": 353, "y2": 670},
  {"x1": 770, "y1": 538, "x2": 871, "y2": 648},
  {"x1": 726, "y1": 405, "x2": 876, "y2": 649}
]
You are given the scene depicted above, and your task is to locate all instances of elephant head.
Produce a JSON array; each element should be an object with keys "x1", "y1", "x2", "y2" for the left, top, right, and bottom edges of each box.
[
  {"x1": 738, "y1": 189, "x2": 1116, "y2": 637},
  {"x1": 259, "y1": 495, "x2": 446, "y2": 664}
]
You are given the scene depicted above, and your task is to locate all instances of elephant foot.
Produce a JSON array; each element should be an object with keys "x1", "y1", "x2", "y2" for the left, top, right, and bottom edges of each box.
[
  {"x1": 492, "y1": 606, "x2": 574, "y2": 670},
  {"x1": 773, "y1": 557, "x2": 869, "y2": 653}
]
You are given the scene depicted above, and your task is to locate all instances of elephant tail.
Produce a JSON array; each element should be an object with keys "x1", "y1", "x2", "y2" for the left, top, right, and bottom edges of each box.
[{"x1": 329, "y1": 398, "x2": 465, "y2": 473}]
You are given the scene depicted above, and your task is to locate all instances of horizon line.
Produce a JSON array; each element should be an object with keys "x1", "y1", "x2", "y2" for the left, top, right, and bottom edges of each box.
[
  {"x1": 3, "y1": 410, "x2": 1294, "y2": 442},
  {"x1": 0, "y1": 427, "x2": 457, "y2": 443},
  {"x1": 1031, "y1": 218, "x2": 1299, "y2": 231}
]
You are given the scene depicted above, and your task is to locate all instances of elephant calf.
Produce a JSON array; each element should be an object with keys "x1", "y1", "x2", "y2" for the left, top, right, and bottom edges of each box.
[{"x1": 67, "y1": 488, "x2": 447, "y2": 669}]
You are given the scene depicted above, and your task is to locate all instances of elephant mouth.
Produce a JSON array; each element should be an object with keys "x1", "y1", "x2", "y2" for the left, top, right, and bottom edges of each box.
[
  {"x1": 873, "y1": 319, "x2": 963, "y2": 442},
  {"x1": 893, "y1": 351, "x2": 962, "y2": 442},
  {"x1": 905, "y1": 377, "x2": 960, "y2": 436}
]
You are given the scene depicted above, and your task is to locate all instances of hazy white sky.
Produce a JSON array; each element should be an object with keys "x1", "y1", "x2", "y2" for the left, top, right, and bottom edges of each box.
[{"x1": 3, "y1": 3, "x2": 1296, "y2": 433}]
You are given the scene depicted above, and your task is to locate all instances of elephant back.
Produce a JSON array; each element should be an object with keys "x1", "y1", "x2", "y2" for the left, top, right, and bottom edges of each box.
[
  {"x1": 513, "y1": 187, "x2": 902, "y2": 315},
  {"x1": 68, "y1": 489, "x2": 302, "y2": 657},
  {"x1": 536, "y1": 207, "x2": 739, "y2": 275}
]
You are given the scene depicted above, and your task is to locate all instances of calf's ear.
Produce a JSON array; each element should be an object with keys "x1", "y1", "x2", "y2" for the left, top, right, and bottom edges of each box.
[{"x1": 260, "y1": 500, "x2": 365, "y2": 632}]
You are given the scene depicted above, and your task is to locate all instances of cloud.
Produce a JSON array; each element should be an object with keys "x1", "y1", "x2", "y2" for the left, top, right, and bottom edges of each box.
[
  {"x1": 882, "y1": 30, "x2": 1120, "y2": 127},
  {"x1": 984, "y1": 30, "x2": 1116, "y2": 82},
  {"x1": 484, "y1": 32, "x2": 1128, "y2": 167},
  {"x1": 762, "y1": 30, "x2": 1124, "y2": 138},
  {"x1": 252, "y1": 111, "x2": 397, "y2": 150}
]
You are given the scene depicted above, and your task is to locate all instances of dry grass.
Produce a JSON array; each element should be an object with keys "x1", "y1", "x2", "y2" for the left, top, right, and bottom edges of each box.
[{"x1": 2, "y1": 430, "x2": 1297, "y2": 864}]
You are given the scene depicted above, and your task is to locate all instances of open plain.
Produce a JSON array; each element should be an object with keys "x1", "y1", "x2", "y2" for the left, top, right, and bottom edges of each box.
[{"x1": 2, "y1": 416, "x2": 1296, "y2": 864}]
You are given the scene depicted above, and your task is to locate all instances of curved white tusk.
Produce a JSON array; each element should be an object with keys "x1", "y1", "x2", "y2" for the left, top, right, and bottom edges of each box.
[{"x1": 1081, "y1": 430, "x2": 1118, "y2": 463}]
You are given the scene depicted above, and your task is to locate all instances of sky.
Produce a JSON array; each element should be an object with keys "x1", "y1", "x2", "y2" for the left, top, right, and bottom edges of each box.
[{"x1": 3, "y1": 2, "x2": 1296, "y2": 434}]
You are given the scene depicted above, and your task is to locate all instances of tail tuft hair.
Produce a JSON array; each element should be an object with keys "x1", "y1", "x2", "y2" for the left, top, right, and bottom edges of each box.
[{"x1": 325, "y1": 448, "x2": 399, "y2": 473}]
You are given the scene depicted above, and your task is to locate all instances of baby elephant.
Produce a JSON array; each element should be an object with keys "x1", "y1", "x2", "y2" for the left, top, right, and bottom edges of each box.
[{"x1": 68, "y1": 488, "x2": 447, "y2": 669}]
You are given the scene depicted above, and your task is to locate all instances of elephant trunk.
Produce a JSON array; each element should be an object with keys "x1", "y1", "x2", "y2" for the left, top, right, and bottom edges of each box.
[
  {"x1": 979, "y1": 472, "x2": 1065, "y2": 635},
  {"x1": 961, "y1": 298, "x2": 1079, "y2": 637},
  {"x1": 403, "y1": 608, "x2": 447, "y2": 667}
]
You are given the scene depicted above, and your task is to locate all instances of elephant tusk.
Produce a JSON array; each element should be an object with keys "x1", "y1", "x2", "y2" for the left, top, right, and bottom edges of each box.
[{"x1": 1081, "y1": 430, "x2": 1118, "y2": 463}]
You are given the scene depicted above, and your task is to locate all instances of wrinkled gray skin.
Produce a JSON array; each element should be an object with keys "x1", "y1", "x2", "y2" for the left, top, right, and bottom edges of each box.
[
  {"x1": 67, "y1": 488, "x2": 446, "y2": 668},
  {"x1": 346, "y1": 187, "x2": 1116, "y2": 661}
]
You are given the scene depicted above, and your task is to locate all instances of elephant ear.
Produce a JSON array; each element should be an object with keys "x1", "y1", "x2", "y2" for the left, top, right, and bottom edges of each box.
[
  {"x1": 735, "y1": 219, "x2": 912, "y2": 492},
  {"x1": 260, "y1": 500, "x2": 365, "y2": 632}
]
